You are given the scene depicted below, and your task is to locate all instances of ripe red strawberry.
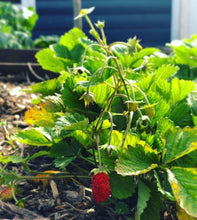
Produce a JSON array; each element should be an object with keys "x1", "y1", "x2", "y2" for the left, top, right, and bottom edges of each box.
[
  {"x1": 0, "y1": 186, "x2": 15, "y2": 201},
  {"x1": 91, "y1": 172, "x2": 110, "y2": 202}
]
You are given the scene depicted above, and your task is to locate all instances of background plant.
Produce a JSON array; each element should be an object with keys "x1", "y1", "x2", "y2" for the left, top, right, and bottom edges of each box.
[
  {"x1": 1, "y1": 7, "x2": 197, "y2": 219},
  {"x1": 0, "y1": 1, "x2": 59, "y2": 49},
  {"x1": 0, "y1": 1, "x2": 38, "y2": 48}
]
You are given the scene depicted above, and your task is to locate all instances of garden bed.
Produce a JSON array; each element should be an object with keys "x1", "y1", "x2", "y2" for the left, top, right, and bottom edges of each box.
[{"x1": 0, "y1": 49, "x2": 56, "y2": 82}]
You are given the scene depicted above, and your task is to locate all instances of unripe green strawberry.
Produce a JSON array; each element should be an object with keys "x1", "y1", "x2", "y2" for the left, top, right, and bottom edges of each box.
[
  {"x1": 126, "y1": 100, "x2": 142, "y2": 112},
  {"x1": 91, "y1": 172, "x2": 110, "y2": 202},
  {"x1": 0, "y1": 186, "x2": 15, "y2": 201},
  {"x1": 143, "y1": 104, "x2": 156, "y2": 118}
]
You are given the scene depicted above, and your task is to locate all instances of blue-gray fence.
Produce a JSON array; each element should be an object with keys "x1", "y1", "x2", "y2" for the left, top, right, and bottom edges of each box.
[{"x1": 33, "y1": 0, "x2": 172, "y2": 46}]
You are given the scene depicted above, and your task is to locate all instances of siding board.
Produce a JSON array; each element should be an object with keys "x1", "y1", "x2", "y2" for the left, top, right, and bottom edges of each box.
[{"x1": 33, "y1": 0, "x2": 172, "y2": 46}]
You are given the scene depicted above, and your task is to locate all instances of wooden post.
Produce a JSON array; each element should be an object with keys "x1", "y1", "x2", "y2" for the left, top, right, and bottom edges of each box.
[{"x1": 73, "y1": 0, "x2": 82, "y2": 29}]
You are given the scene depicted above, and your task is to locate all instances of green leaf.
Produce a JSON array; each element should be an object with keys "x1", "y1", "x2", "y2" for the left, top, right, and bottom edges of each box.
[
  {"x1": 89, "y1": 82, "x2": 113, "y2": 108},
  {"x1": 155, "y1": 79, "x2": 171, "y2": 101},
  {"x1": 167, "y1": 167, "x2": 197, "y2": 218},
  {"x1": 154, "y1": 170, "x2": 175, "y2": 201},
  {"x1": 172, "y1": 46, "x2": 197, "y2": 67},
  {"x1": 70, "y1": 130, "x2": 91, "y2": 147},
  {"x1": 52, "y1": 137, "x2": 82, "y2": 169},
  {"x1": 55, "y1": 112, "x2": 89, "y2": 132},
  {"x1": 139, "y1": 181, "x2": 163, "y2": 220},
  {"x1": 147, "y1": 92, "x2": 170, "y2": 123},
  {"x1": 115, "y1": 201, "x2": 130, "y2": 215},
  {"x1": 59, "y1": 27, "x2": 86, "y2": 50},
  {"x1": 83, "y1": 50, "x2": 106, "y2": 74},
  {"x1": 169, "y1": 102, "x2": 193, "y2": 127},
  {"x1": 50, "y1": 44, "x2": 70, "y2": 59},
  {"x1": 54, "y1": 156, "x2": 76, "y2": 169},
  {"x1": 137, "y1": 180, "x2": 151, "y2": 220},
  {"x1": 25, "y1": 78, "x2": 60, "y2": 96},
  {"x1": 115, "y1": 144, "x2": 158, "y2": 176},
  {"x1": 163, "y1": 127, "x2": 197, "y2": 164},
  {"x1": 110, "y1": 130, "x2": 140, "y2": 150},
  {"x1": 49, "y1": 138, "x2": 81, "y2": 158},
  {"x1": 157, "y1": 118, "x2": 174, "y2": 135},
  {"x1": 136, "y1": 75, "x2": 153, "y2": 94},
  {"x1": 188, "y1": 93, "x2": 197, "y2": 116},
  {"x1": 111, "y1": 97, "x2": 127, "y2": 130},
  {"x1": 0, "y1": 154, "x2": 26, "y2": 164},
  {"x1": 110, "y1": 172, "x2": 136, "y2": 199},
  {"x1": 13, "y1": 128, "x2": 52, "y2": 146},
  {"x1": 128, "y1": 47, "x2": 160, "y2": 68},
  {"x1": 21, "y1": 6, "x2": 38, "y2": 31},
  {"x1": 28, "y1": 151, "x2": 49, "y2": 161},
  {"x1": 153, "y1": 64, "x2": 179, "y2": 80},
  {"x1": 36, "y1": 48, "x2": 73, "y2": 73},
  {"x1": 174, "y1": 151, "x2": 197, "y2": 168},
  {"x1": 170, "y1": 78, "x2": 195, "y2": 105},
  {"x1": 136, "y1": 47, "x2": 160, "y2": 58}
]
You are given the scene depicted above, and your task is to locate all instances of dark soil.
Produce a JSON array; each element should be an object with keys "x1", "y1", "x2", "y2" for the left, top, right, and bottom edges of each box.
[{"x1": 0, "y1": 73, "x2": 177, "y2": 220}]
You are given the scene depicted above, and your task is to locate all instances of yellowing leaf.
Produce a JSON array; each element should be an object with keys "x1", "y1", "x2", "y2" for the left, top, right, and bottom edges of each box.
[
  {"x1": 167, "y1": 168, "x2": 197, "y2": 218},
  {"x1": 34, "y1": 170, "x2": 60, "y2": 190},
  {"x1": 115, "y1": 144, "x2": 158, "y2": 176},
  {"x1": 25, "y1": 103, "x2": 57, "y2": 127},
  {"x1": 176, "y1": 204, "x2": 197, "y2": 220},
  {"x1": 163, "y1": 127, "x2": 197, "y2": 164}
]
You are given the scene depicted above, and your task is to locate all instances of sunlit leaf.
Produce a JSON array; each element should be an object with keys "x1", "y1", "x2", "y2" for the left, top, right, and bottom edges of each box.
[
  {"x1": 167, "y1": 167, "x2": 197, "y2": 218},
  {"x1": 13, "y1": 128, "x2": 52, "y2": 146},
  {"x1": 163, "y1": 127, "x2": 197, "y2": 164},
  {"x1": 153, "y1": 64, "x2": 179, "y2": 80},
  {"x1": 115, "y1": 144, "x2": 158, "y2": 176},
  {"x1": 172, "y1": 46, "x2": 197, "y2": 67},
  {"x1": 157, "y1": 117, "x2": 174, "y2": 134},
  {"x1": 155, "y1": 79, "x2": 171, "y2": 101},
  {"x1": 24, "y1": 78, "x2": 60, "y2": 96},
  {"x1": 170, "y1": 78, "x2": 195, "y2": 105},
  {"x1": 89, "y1": 82, "x2": 113, "y2": 107},
  {"x1": 36, "y1": 48, "x2": 73, "y2": 73},
  {"x1": 0, "y1": 154, "x2": 26, "y2": 164},
  {"x1": 110, "y1": 130, "x2": 141, "y2": 150},
  {"x1": 59, "y1": 27, "x2": 86, "y2": 50}
]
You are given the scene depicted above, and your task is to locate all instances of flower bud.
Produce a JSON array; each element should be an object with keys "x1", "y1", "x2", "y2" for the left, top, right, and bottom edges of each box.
[{"x1": 95, "y1": 20, "x2": 105, "y2": 29}]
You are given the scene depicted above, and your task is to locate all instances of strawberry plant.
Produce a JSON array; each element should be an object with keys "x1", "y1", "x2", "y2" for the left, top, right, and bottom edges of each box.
[
  {"x1": 1, "y1": 7, "x2": 197, "y2": 219},
  {"x1": 0, "y1": 1, "x2": 38, "y2": 48}
]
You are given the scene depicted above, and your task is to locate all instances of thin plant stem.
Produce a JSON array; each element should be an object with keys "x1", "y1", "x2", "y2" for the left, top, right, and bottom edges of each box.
[
  {"x1": 108, "y1": 41, "x2": 130, "y2": 50},
  {"x1": 81, "y1": 43, "x2": 103, "y2": 66},
  {"x1": 95, "y1": 134, "x2": 102, "y2": 168},
  {"x1": 108, "y1": 112, "x2": 114, "y2": 145},
  {"x1": 120, "y1": 111, "x2": 133, "y2": 148},
  {"x1": 132, "y1": 84, "x2": 150, "y2": 105}
]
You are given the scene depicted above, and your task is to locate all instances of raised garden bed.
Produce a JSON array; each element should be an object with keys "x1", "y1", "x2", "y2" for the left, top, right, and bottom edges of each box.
[{"x1": 0, "y1": 49, "x2": 57, "y2": 81}]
